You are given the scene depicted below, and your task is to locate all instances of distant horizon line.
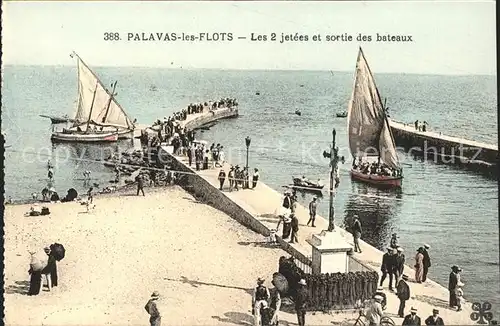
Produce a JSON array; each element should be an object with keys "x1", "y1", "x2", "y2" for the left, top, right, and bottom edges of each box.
[{"x1": 2, "y1": 64, "x2": 496, "y2": 77}]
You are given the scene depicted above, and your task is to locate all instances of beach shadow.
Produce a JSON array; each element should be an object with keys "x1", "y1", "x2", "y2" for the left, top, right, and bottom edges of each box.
[
  {"x1": 5, "y1": 280, "x2": 30, "y2": 295},
  {"x1": 415, "y1": 294, "x2": 450, "y2": 310},
  {"x1": 211, "y1": 312, "x2": 254, "y2": 325},
  {"x1": 237, "y1": 241, "x2": 280, "y2": 249},
  {"x1": 182, "y1": 196, "x2": 203, "y2": 204},
  {"x1": 259, "y1": 214, "x2": 277, "y2": 219},
  {"x1": 164, "y1": 276, "x2": 253, "y2": 296}
]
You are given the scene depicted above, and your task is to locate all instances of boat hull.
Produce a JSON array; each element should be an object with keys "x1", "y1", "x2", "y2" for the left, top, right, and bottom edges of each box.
[
  {"x1": 336, "y1": 113, "x2": 347, "y2": 118},
  {"x1": 51, "y1": 131, "x2": 118, "y2": 143},
  {"x1": 116, "y1": 129, "x2": 135, "y2": 139},
  {"x1": 350, "y1": 169, "x2": 402, "y2": 188},
  {"x1": 292, "y1": 178, "x2": 324, "y2": 193}
]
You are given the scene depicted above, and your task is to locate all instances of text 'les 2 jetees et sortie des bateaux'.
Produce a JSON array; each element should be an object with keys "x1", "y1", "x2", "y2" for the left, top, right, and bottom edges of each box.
[{"x1": 103, "y1": 32, "x2": 414, "y2": 43}]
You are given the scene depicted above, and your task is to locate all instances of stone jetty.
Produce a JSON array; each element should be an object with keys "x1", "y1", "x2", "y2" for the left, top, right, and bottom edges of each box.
[{"x1": 389, "y1": 119, "x2": 498, "y2": 177}]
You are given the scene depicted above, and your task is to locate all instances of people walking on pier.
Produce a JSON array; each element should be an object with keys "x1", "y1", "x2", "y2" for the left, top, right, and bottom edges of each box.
[
  {"x1": 136, "y1": 174, "x2": 145, "y2": 196},
  {"x1": 306, "y1": 197, "x2": 317, "y2": 227},
  {"x1": 252, "y1": 278, "x2": 270, "y2": 326},
  {"x1": 424, "y1": 309, "x2": 444, "y2": 325},
  {"x1": 396, "y1": 274, "x2": 410, "y2": 318},
  {"x1": 217, "y1": 147, "x2": 225, "y2": 168},
  {"x1": 402, "y1": 307, "x2": 421, "y2": 325},
  {"x1": 352, "y1": 216, "x2": 362, "y2": 253},
  {"x1": 395, "y1": 247, "x2": 406, "y2": 285},
  {"x1": 243, "y1": 167, "x2": 250, "y2": 189},
  {"x1": 218, "y1": 169, "x2": 226, "y2": 190},
  {"x1": 414, "y1": 247, "x2": 425, "y2": 283},
  {"x1": 422, "y1": 244, "x2": 431, "y2": 282},
  {"x1": 414, "y1": 120, "x2": 419, "y2": 131},
  {"x1": 203, "y1": 150, "x2": 210, "y2": 169},
  {"x1": 252, "y1": 168, "x2": 259, "y2": 189},
  {"x1": 380, "y1": 248, "x2": 396, "y2": 290},
  {"x1": 390, "y1": 233, "x2": 399, "y2": 249},
  {"x1": 448, "y1": 266, "x2": 461, "y2": 309},
  {"x1": 144, "y1": 291, "x2": 162, "y2": 326},
  {"x1": 290, "y1": 213, "x2": 299, "y2": 244},
  {"x1": 295, "y1": 279, "x2": 308, "y2": 326}
]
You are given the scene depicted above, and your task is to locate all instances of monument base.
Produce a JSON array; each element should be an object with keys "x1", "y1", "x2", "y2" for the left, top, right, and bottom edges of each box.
[{"x1": 307, "y1": 230, "x2": 353, "y2": 275}]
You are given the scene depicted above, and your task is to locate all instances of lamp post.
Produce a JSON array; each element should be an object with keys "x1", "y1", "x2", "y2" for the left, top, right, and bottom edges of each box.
[
  {"x1": 245, "y1": 136, "x2": 251, "y2": 188},
  {"x1": 322, "y1": 129, "x2": 344, "y2": 232}
]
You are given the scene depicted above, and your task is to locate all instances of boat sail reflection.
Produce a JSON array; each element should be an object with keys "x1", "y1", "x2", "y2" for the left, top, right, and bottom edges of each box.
[{"x1": 343, "y1": 181, "x2": 403, "y2": 250}]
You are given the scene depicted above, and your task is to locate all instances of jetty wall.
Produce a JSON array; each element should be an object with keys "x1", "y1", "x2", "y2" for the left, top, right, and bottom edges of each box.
[
  {"x1": 184, "y1": 107, "x2": 239, "y2": 130},
  {"x1": 160, "y1": 152, "x2": 313, "y2": 265},
  {"x1": 389, "y1": 120, "x2": 498, "y2": 177}
]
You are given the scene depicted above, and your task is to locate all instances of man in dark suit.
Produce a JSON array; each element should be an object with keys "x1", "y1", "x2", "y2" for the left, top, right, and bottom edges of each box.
[
  {"x1": 396, "y1": 274, "x2": 411, "y2": 317},
  {"x1": 295, "y1": 279, "x2": 308, "y2": 326},
  {"x1": 448, "y1": 265, "x2": 460, "y2": 308},
  {"x1": 395, "y1": 247, "x2": 406, "y2": 286},
  {"x1": 425, "y1": 309, "x2": 445, "y2": 325},
  {"x1": 380, "y1": 248, "x2": 396, "y2": 291},
  {"x1": 403, "y1": 307, "x2": 421, "y2": 325},
  {"x1": 422, "y1": 244, "x2": 431, "y2": 282}
]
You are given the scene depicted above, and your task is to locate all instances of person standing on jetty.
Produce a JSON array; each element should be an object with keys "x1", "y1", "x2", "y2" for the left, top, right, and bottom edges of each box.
[
  {"x1": 290, "y1": 213, "x2": 299, "y2": 244},
  {"x1": 422, "y1": 244, "x2": 431, "y2": 282},
  {"x1": 228, "y1": 166, "x2": 235, "y2": 191},
  {"x1": 448, "y1": 265, "x2": 462, "y2": 309},
  {"x1": 395, "y1": 247, "x2": 406, "y2": 285},
  {"x1": 403, "y1": 307, "x2": 421, "y2": 325},
  {"x1": 218, "y1": 169, "x2": 226, "y2": 190},
  {"x1": 414, "y1": 247, "x2": 425, "y2": 283},
  {"x1": 396, "y1": 274, "x2": 410, "y2": 317},
  {"x1": 145, "y1": 291, "x2": 162, "y2": 326},
  {"x1": 295, "y1": 279, "x2": 308, "y2": 326},
  {"x1": 380, "y1": 248, "x2": 396, "y2": 291},
  {"x1": 252, "y1": 278, "x2": 270, "y2": 326},
  {"x1": 367, "y1": 295, "x2": 384, "y2": 326},
  {"x1": 307, "y1": 197, "x2": 317, "y2": 227},
  {"x1": 276, "y1": 209, "x2": 292, "y2": 240},
  {"x1": 390, "y1": 233, "x2": 399, "y2": 249},
  {"x1": 352, "y1": 215, "x2": 362, "y2": 253},
  {"x1": 136, "y1": 174, "x2": 145, "y2": 196},
  {"x1": 252, "y1": 168, "x2": 259, "y2": 189},
  {"x1": 424, "y1": 309, "x2": 444, "y2": 325}
]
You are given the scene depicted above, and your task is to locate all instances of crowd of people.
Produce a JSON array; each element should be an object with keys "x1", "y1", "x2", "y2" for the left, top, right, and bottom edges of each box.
[
  {"x1": 352, "y1": 158, "x2": 403, "y2": 178},
  {"x1": 414, "y1": 120, "x2": 429, "y2": 132}
]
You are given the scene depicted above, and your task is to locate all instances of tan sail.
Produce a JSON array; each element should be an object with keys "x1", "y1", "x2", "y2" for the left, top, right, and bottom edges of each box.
[
  {"x1": 72, "y1": 52, "x2": 134, "y2": 130},
  {"x1": 346, "y1": 47, "x2": 400, "y2": 169}
]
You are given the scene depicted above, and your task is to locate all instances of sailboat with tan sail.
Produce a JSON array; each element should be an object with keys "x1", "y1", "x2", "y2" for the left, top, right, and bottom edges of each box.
[
  {"x1": 50, "y1": 52, "x2": 136, "y2": 143},
  {"x1": 346, "y1": 47, "x2": 403, "y2": 188}
]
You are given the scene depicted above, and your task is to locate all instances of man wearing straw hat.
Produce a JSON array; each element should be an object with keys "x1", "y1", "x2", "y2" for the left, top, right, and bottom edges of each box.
[
  {"x1": 422, "y1": 244, "x2": 431, "y2": 282},
  {"x1": 252, "y1": 278, "x2": 270, "y2": 326},
  {"x1": 295, "y1": 279, "x2": 308, "y2": 326},
  {"x1": 396, "y1": 274, "x2": 411, "y2": 318},
  {"x1": 373, "y1": 286, "x2": 387, "y2": 310},
  {"x1": 402, "y1": 307, "x2": 421, "y2": 325},
  {"x1": 424, "y1": 309, "x2": 444, "y2": 325},
  {"x1": 144, "y1": 291, "x2": 162, "y2": 326},
  {"x1": 366, "y1": 295, "x2": 384, "y2": 326}
]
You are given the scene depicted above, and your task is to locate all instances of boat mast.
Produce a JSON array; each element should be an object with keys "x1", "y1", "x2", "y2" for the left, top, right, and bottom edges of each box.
[
  {"x1": 102, "y1": 81, "x2": 118, "y2": 124},
  {"x1": 85, "y1": 83, "x2": 99, "y2": 133}
]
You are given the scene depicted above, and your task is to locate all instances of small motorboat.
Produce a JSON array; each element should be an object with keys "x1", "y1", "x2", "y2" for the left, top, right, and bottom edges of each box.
[
  {"x1": 336, "y1": 111, "x2": 348, "y2": 118},
  {"x1": 256, "y1": 91, "x2": 261, "y2": 95},
  {"x1": 295, "y1": 110, "x2": 301, "y2": 116},
  {"x1": 291, "y1": 177, "x2": 324, "y2": 193}
]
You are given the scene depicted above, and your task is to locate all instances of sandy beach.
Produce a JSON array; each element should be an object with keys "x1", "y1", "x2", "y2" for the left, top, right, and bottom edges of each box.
[{"x1": 4, "y1": 186, "x2": 358, "y2": 326}]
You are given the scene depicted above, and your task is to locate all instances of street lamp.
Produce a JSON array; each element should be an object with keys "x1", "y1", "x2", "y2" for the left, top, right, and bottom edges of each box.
[
  {"x1": 245, "y1": 136, "x2": 251, "y2": 187},
  {"x1": 322, "y1": 128, "x2": 343, "y2": 232}
]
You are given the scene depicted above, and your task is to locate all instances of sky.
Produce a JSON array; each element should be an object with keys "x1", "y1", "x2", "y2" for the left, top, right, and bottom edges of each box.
[{"x1": 2, "y1": 1, "x2": 496, "y2": 75}]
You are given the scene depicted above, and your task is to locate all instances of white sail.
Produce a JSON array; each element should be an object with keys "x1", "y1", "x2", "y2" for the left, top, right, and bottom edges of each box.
[
  {"x1": 72, "y1": 53, "x2": 134, "y2": 130},
  {"x1": 346, "y1": 47, "x2": 400, "y2": 169}
]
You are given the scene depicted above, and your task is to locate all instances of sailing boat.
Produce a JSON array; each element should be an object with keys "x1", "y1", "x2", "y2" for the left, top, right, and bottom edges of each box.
[
  {"x1": 346, "y1": 48, "x2": 403, "y2": 188},
  {"x1": 50, "y1": 52, "x2": 136, "y2": 143}
]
